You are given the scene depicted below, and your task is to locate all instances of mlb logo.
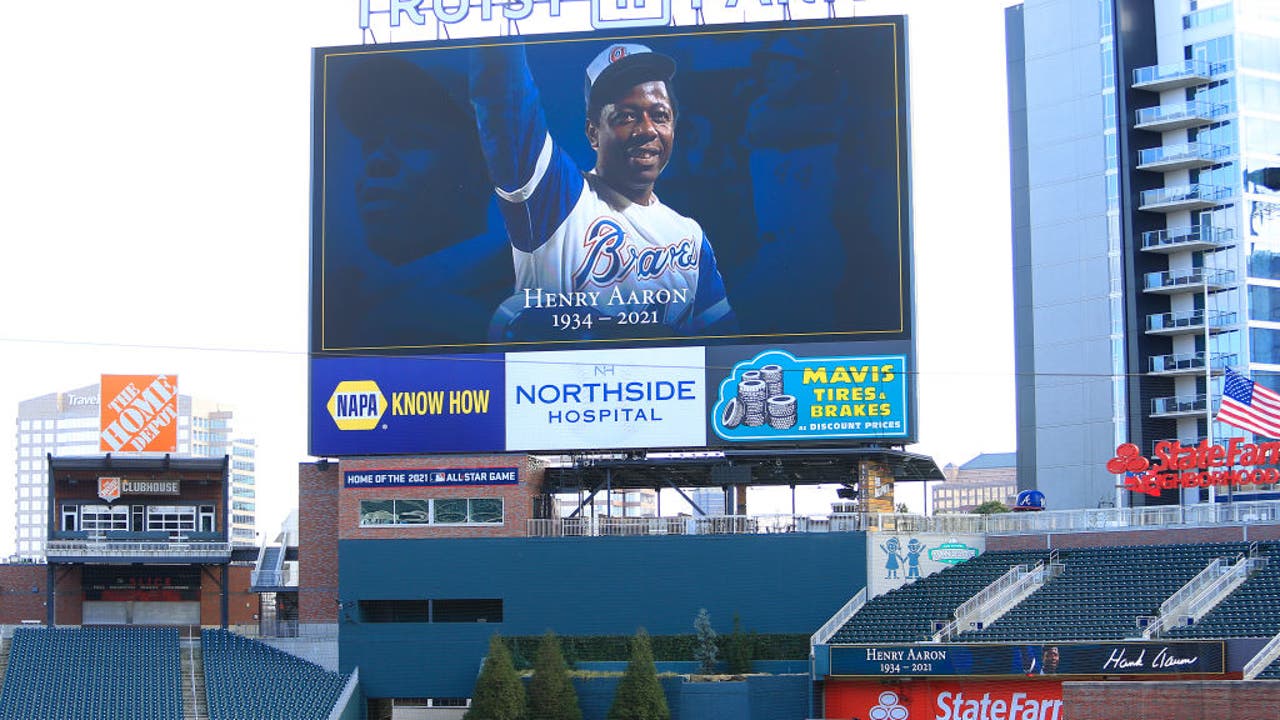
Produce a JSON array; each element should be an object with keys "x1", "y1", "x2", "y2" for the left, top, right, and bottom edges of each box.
[
  {"x1": 430, "y1": 472, "x2": 446, "y2": 483},
  {"x1": 98, "y1": 476, "x2": 122, "y2": 503}
]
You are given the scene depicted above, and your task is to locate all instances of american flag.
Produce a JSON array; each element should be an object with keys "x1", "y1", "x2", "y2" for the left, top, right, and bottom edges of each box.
[{"x1": 1216, "y1": 368, "x2": 1280, "y2": 439}]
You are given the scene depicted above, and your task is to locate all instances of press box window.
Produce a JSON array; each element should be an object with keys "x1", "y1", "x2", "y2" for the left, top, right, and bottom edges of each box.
[
  {"x1": 359, "y1": 498, "x2": 503, "y2": 526},
  {"x1": 359, "y1": 600, "x2": 430, "y2": 623},
  {"x1": 433, "y1": 599, "x2": 503, "y2": 623}
]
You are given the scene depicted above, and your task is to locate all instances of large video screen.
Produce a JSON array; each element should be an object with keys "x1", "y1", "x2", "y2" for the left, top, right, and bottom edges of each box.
[{"x1": 309, "y1": 18, "x2": 914, "y2": 456}]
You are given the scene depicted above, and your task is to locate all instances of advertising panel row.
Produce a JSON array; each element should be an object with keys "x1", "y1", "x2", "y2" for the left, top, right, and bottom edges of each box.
[
  {"x1": 827, "y1": 641, "x2": 1226, "y2": 678},
  {"x1": 309, "y1": 343, "x2": 911, "y2": 456},
  {"x1": 308, "y1": 17, "x2": 913, "y2": 453}
]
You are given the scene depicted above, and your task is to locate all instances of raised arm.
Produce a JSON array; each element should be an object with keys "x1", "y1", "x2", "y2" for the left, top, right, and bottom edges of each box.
[{"x1": 469, "y1": 44, "x2": 584, "y2": 254}]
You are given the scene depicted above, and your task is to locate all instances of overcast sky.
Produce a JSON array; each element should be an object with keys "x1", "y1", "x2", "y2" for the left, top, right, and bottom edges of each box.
[{"x1": 0, "y1": 0, "x2": 1017, "y2": 554}]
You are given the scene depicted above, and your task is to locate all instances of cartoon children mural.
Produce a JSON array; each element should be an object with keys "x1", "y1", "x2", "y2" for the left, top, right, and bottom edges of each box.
[
  {"x1": 880, "y1": 536, "x2": 903, "y2": 579},
  {"x1": 904, "y1": 537, "x2": 927, "y2": 579},
  {"x1": 881, "y1": 536, "x2": 930, "y2": 581}
]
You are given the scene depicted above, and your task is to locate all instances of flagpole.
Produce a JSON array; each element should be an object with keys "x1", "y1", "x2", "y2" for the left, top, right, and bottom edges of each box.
[{"x1": 1206, "y1": 278, "x2": 1216, "y2": 508}]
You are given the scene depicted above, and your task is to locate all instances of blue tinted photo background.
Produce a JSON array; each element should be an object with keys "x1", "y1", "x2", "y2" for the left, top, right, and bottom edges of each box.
[{"x1": 313, "y1": 20, "x2": 910, "y2": 353}]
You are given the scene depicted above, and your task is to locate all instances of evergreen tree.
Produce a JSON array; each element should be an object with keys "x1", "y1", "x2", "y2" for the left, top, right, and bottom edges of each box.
[
  {"x1": 607, "y1": 629, "x2": 670, "y2": 720},
  {"x1": 724, "y1": 614, "x2": 752, "y2": 675},
  {"x1": 528, "y1": 630, "x2": 581, "y2": 720},
  {"x1": 692, "y1": 608, "x2": 718, "y2": 674},
  {"x1": 466, "y1": 634, "x2": 527, "y2": 720}
]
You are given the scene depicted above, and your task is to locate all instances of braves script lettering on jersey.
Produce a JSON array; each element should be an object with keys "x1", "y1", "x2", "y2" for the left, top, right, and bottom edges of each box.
[{"x1": 470, "y1": 45, "x2": 733, "y2": 341}]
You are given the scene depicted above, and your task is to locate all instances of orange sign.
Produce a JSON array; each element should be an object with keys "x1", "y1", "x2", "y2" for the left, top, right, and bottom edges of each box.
[
  {"x1": 99, "y1": 375, "x2": 179, "y2": 453},
  {"x1": 97, "y1": 476, "x2": 122, "y2": 503}
]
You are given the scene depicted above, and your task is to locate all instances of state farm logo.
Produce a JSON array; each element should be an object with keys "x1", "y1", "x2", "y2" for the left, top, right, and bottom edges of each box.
[
  {"x1": 870, "y1": 691, "x2": 908, "y2": 720},
  {"x1": 98, "y1": 476, "x2": 122, "y2": 503},
  {"x1": 327, "y1": 380, "x2": 387, "y2": 431},
  {"x1": 1106, "y1": 443, "x2": 1149, "y2": 474}
]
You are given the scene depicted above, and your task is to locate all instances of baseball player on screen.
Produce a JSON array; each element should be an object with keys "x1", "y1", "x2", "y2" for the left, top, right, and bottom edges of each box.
[{"x1": 470, "y1": 42, "x2": 736, "y2": 341}]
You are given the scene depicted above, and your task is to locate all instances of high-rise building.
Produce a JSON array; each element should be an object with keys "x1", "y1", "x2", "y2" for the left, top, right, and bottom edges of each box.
[
  {"x1": 13, "y1": 383, "x2": 258, "y2": 559},
  {"x1": 1009, "y1": 0, "x2": 1280, "y2": 510}
]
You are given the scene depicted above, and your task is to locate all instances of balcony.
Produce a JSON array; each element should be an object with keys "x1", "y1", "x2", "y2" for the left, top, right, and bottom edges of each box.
[
  {"x1": 1142, "y1": 267, "x2": 1235, "y2": 294},
  {"x1": 1148, "y1": 351, "x2": 1235, "y2": 376},
  {"x1": 1134, "y1": 101, "x2": 1229, "y2": 132},
  {"x1": 1141, "y1": 225, "x2": 1234, "y2": 253},
  {"x1": 1132, "y1": 59, "x2": 1220, "y2": 92},
  {"x1": 45, "y1": 531, "x2": 231, "y2": 563},
  {"x1": 1136, "y1": 142, "x2": 1230, "y2": 172},
  {"x1": 1151, "y1": 394, "x2": 1208, "y2": 418},
  {"x1": 1151, "y1": 436, "x2": 1208, "y2": 454},
  {"x1": 1139, "y1": 184, "x2": 1231, "y2": 212},
  {"x1": 1146, "y1": 309, "x2": 1237, "y2": 336}
]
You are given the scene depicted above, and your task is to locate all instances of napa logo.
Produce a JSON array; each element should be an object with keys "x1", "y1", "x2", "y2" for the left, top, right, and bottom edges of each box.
[{"x1": 327, "y1": 380, "x2": 388, "y2": 431}]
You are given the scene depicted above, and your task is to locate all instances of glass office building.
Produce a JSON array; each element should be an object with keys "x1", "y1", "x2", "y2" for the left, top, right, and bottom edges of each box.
[{"x1": 1009, "y1": 0, "x2": 1280, "y2": 509}]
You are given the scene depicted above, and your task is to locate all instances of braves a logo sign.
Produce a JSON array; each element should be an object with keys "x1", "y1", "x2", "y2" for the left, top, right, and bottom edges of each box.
[{"x1": 98, "y1": 476, "x2": 122, "y2": 503}]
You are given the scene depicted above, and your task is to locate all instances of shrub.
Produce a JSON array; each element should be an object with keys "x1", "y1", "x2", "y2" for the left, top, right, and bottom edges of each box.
[
  {"x1": 466, "y1": 634, "x2": 527, "y2": 720},
  {"x1": 607, "y1": 629, "x2": 669, "y2": 720},
  {"x1": 528, "y1": 631, "x2": 581, "y2": 720}
]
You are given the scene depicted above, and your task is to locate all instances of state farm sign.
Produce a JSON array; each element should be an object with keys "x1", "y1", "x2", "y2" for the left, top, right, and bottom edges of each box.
[
  {"x1": 99, "y1": 375, "x2": 179, "y2": 453},
  {"x1": 1108, "y1": 440, "x2": 1280, "y2": 497}
]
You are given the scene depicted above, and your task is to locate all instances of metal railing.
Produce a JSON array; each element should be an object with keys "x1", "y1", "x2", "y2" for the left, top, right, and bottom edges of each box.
[
  {"x1": 935, "y1": 563, "x2": 1050, "y2": 642},
  {"x1": 1137, "y1": 141, "x2": 1230, "y2": 167},
  {"x1": 1146, "y1": 309, "x2": 1235, "y2": 333},
  {"x1": 1151, "y1": 394, "x2": 1208, "y2": 415},
  {"x1": 1139, "y1": 183, "x2": 1231, "y2": 208},
  {"x1": 810, "y1": 587, "x2": 867, "y2": 647},
  {"x1": 1149, "y1": 350, "x2": 1235, "y2": 374},
  {"x1": 1134, "y1": 100, "x2": 1228, "y2": 127},
  {"x1": 1132, "y1": 58, "x2": 1219, "y2": 86},
  {"x1": 1244, "y1": 628, "x2": 1280, "y2": 679},
  {"x1": 527, "y1": 500, "x2": 1280, "y2": 539},
  {"x1": 1143, "y1": 266, "x2": 1235, "y2": 291},
  {"x1": 1141, "y1": 225, "x2": 1233, "y2": 250},
  {"x1": 44, "y1": 540, "x2": 232, "y2": 561}
]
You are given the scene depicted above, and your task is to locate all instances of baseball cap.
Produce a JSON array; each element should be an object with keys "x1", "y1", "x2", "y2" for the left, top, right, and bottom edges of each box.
[{"x1": 584, "y1": 43, "x2": 676, "y2": 110}]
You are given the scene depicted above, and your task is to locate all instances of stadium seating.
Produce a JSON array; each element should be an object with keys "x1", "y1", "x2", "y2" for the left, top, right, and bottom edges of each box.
[
  {"x1": 830, "y1": 549, "x2": 1050, "y2": 643},
  {"x1": 961, "y1": 542, "x2": 1249, "y2": 642},
  {"x1": 202, "y1": 628, "x2": 347, "y2": 720},
  {"x1": 0, "y1": 626, "x2": 183, "y2": 720},
  {"x1": 1167, "y1": 542, "x2": 1280, "y2": 639}
]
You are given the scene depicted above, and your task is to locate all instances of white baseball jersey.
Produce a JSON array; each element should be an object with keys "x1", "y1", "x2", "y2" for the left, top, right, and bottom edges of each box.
[{"x1": 470, "y1": 45, "x2": 733, "y2": 339}]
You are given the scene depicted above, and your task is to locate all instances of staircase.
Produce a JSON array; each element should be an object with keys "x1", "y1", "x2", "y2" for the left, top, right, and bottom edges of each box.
[
  {"x1": 181, "y1": 638, "x2": 208, "y2": 720},
  {"x1": 0, "y1": 634, "x2": 11, "y2": 692}
]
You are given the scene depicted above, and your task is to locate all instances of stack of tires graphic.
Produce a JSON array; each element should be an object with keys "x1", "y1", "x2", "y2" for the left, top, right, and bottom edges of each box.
[{"x1": 722, "y1": 364, "x2": 796, "y2": 431}]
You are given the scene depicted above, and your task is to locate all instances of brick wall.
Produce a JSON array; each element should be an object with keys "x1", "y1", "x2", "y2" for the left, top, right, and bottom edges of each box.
[
  {"x1": 988, "y1": 522, "x2": 1280, "y2": 551},
  {"x1": 1064, "y1": 681, "x2": 1280, "y2": 720},
  {"x1": 200, "y1": 565, "x2": 257, "y2": 626},
  {"x1": 338, "y1": 455, "x2": 544, "y2": 540},
  {"x1": 299, "y1": 461, "x2": 340, "y2": 623},
  {"x1": 0, "y1": 565, "x2": 49, "y2": 623}
]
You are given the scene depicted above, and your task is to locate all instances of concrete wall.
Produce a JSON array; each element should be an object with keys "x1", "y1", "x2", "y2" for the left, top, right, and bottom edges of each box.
[{"x1": 340, "y1": 532, "x2": 865, "y2": 699}]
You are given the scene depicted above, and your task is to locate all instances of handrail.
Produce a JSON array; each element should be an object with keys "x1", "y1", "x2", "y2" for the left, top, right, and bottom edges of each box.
[
  {"x1": 811, "y1": 587, "x2": 867, "y2": 648},
  {"x1": 1146, "y1": 554, "x2": 1263, "y2": 638},
  {"x1": 188, "y1": 637, "x2": 201, "y2": 720},
  {"x1": 525, "y1": 500, "x2": 1280, "y2": 539},
  {"x1": 935, "y1": 562, "x2": 1051, "y2": 642},
  {"x1": 1244, "y1": 628, "x2": 1280, "y2": 679}
]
